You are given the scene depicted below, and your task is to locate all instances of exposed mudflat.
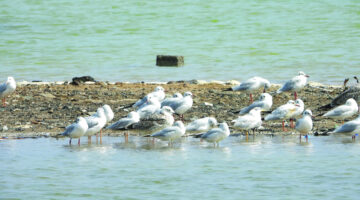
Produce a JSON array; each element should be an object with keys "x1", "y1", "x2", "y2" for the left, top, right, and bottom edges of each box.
[{"x1": 0, "y1": 80, "x2": 351, "y2": 138}]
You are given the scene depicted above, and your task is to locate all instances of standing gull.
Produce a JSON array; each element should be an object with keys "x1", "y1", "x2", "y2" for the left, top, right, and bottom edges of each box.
[
  {"x1": 0, "y1": 77, "x2": 16, "y2": 107},
  {"x1": 200, "y1": 122, "x2": 231, "y2": 147},
  {"x1": 296, "y1": 109, "x2": 313, "y2": 142},
  {"x1": 150, "y1": 121, "x2": 186, "y2": 146},
  {"x1": 329, "y1": 115, "x2": 360, "y2": 136},
  {"x1": 232, "y1": 76, "x2": 271, "y2": 103},
  {"x1": 323, "y1": 98, "x2": 358, "y2": 123},
  {"x1": 186, "y1": 117, "x2": 218, "y2": 133},
  {"x1": 106, "y1": 111, "x2": 140, "y2": 130},
  {"x1": 265, "y1": 100, "x2": 298, "y2": 131},
  {"x1": 133, "y1": 86, "x2": 165, "y2": 108},
  {"x1": 239, "y1": 93, "x2": 273, "y2": 114},
  {"x1": 277, "y1": 71, "x2": 309, "y2": 100},
  {"x1": 61, "y1": 117, "x2": 88, "y2": 145},
  {"x1": 162, "y1": 91, "x2": 193, "y2": 120},
  {"x1": 136, "y1": 95, "x2": 161, "y2": 119},
  {"x1": 84, "y1": 107, "x2": 107, "y2": 143},
  {"x1": 289, "y1": 99, "x2": 305, "y2": 128},
  {"x1": 232, "y1": 107, "x2": 262, "y2": 137}
]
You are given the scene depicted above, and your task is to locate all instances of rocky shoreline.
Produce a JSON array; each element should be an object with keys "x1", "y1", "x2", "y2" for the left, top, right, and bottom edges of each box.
[{"x1": 0, "y1": 80, "x2": 349, "y2": 138}]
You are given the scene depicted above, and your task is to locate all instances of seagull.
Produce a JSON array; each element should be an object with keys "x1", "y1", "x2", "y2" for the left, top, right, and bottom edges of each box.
[
  {"x1": 136, "y1": 95, "x2": 161, "y2": 119},
  {"x1": 106, "y1": 111, "x2": 140, "y2": 130},
  {"x1": 150, "y1": 121, "x2": 186, "y2": 146},
  {"x1": 61, "y1": 117, "x2": 88, "y2": 145},
  {"x1": 289, "y1": 99, "x2": 305, "y2": 128},
  {"x1": 133, "y1": 86, "x2": 165, "y2": 108},
  {"x1": 295, "y1": 109, "x2": 313, "y2": 141},
  {"x1": 329, "y1": 115, "x2": 360, "y2": 136},
  {"x1": 200, "y1": 122, "x2": 231, "y2": 147},
  {"x1": 84, "y1": 107, "x2": 107, "y2": 143},
  {"x1": 239, "y1": 93, "x2": 273, "y2": 114},
  {"x1": 161, "y1": 93, "x2": 183, "y2": 107},
  {"x1": 323, "y1": 98, "x2": 358, "y2": 123},
  {"x1": 0, "y1": 77, "x2": 16, "y2": 107},
  {"x1": 277, "y1": 71, "x2": 309, "y2": 100},
  {"x1": 232, "y1": 76, "x2": 271, "y2": 103},
  {"x1": 265, "y1": 100, "x2": 298, "y2": 131},
  {"x1": 162, "y1": 91, "x2": 193, "y2": 120},
  {"x1": 186, "y1": 117, "x2": 218, "y2": 133},
  {"x1": 232, "y1": 107, "x2": 262, "y2": 137},
  {"x1": 102, "y1": 104, "x2": 114, "y2": 124}
]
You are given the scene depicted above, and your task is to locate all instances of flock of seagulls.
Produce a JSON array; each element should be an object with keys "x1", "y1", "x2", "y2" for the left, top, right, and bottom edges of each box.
[{"x1": 1, "y1": 71, "x2": 360, "y2": 146}]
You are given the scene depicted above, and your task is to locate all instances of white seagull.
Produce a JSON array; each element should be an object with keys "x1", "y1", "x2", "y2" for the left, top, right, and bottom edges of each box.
[
  {"x1": 150, "y1": 121, "x2": 186, "y2": 146},
  {"x1": 323, "y1": 98, "x2": 358, "y2": 122},
  {"x1": 265, "y1": 100, "x2": 298, "y2": 131},
  {"x1": 136, "y1": 95, "x2": 161, "y2": 119},
  {"x1": 106, "y1": 111, "x2": 140, "y2": 130},
  {"x1": 232, "y1": 76, "x2": 271, "y2": 103},
  {"x1": 239, "y1": 93, "x2": 273, "y2": 114},
  {"x1": 200, "y1": 122, "x2": 231, "y2": 147},
  {"x1": 102, "y1": 104, "x2": 114, "y2": 124},
  {"x1": 162, "y1": 91, "x2": 193, "y2": 120},
  {"x1": 133, "y1": 86, "x2": 165, "y2": 108},
  {"x1": 61, "y1": 117, "x2": 89, "y2": 145},
  {"x1": 232, "y1": 107, "x2": 262, "y2": 136},
  {"x1": 330, "y1": 115, "x2": 360, "y2": 136},
  {"x1": 84, "y1": 107, "x2": 107, "y2": 143},
  {"x1": 289, "y1": 99, "x2": 305, "y2": 128},
  {"x1": 0, "y1": 77, "x2": 16, "y2": 107},
  {"x1": 277, "y1": 71, "x2": 309, "y2": 100},
  {"x1": 161, "y1": 93, "x2": 183, "y2": 107},
  {"x1": 186, "y1": 117, "x2": 218, "y2": 133},
  {"x1": 295, "y1": 109, "x2": 313, "y2": 141}
]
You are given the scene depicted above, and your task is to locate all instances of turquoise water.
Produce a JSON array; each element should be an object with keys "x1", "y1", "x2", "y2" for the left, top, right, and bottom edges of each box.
[
  {"x1": 1, "y1": 135, "x2": 360, "y2": 199},
  {"x1": 1, "y1": 0, "x2": 360, "y2": 83}
]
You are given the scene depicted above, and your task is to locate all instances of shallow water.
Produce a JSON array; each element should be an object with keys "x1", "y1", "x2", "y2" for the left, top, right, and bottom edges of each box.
[
  {"x1": 1, "y1": 0, "x2": 360, "y2": 83},
  {"x1": 1, "y1": 135, "x2": 360, "y2": 199}
]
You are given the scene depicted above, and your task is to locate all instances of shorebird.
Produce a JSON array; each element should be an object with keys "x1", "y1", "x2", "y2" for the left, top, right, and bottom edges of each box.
[
  {"x1": 0, "y1": 77, "x2": 16, "y2": 107},
  {"x1": 329, "y1": 115, "x2": 360, "y2": 138},
  {"x1": 150, "y1": 121, "x2": 186, "y2": 146},
  {"x1": 296, "y1": 109, "x2": 313, "y2": 142},
  {"x1": 265, "y1": 100, "x2": 298, "y2": 131},
  {"x1": 61, "y1": 117, "x2": 88, "y2": 145},
  {"x1": 84, "y1": 107, "x2": 107, "y2": 143},
  {"x1": 106, "y1": 111, "x2": 140, "y2": 130},
  {"x1": 289, "y1": 99, "x2": 304, "y2": 128},
  {"x1": 239, "y1": 93, "x2": 273, "y2": 114},
  {"x1": 277, "y1": 71, "x2": 309, "y2": 100},
  {"x1": 136, "y1": 95, "x2": 161, "y2": 119},
  {"x1": 133, "y1": 86, "x2": 165, "y2": 108},
  {"x1": 161, "y1": 92, "x2": 183, "y2": 107},
  {"x1": 232, "y1": 107, "x2": 262, "y2": 138},
  {"x1": 186, "y1": 117, "x2": 218, "y2": 133},
  {"x1": 200, "y1": 122, "x2": 231, "y2": 147},
  {"x1": 162, "y1": 91, "x2": 193, "y2": 120},
  {"x1": 231, "y1": 76, "x2": 271, "y2": 103},
  {"x1": 323, "y1": 98, "x2": 358, "y2": 123}
]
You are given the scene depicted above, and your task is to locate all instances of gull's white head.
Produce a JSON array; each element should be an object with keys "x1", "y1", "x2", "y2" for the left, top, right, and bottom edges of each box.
[
  {"x1": 184, "y1": 91, "x2": 193, "y2": 97},
  {"x1": 161, "y1": 106, "x2": 175, "y2": 114},
  {"x1": 260, "y1": 93, "x2": 272, "y2": 101},
  {"x1": 102, "y1": 104, "x2": 114, "y2": 122},
  {"x1": 346, "y1": 98, "x2": 357, "y2": 106},
  {"x1": 208, "y1": 117, "x2": 218, "y2": 126},
  {"x1": 303, "y1": 109, "x2": 312, "y2": 117},
  {"x1": 155, "y1": 86, "x2": 165, "y2": 92},
  {"x1": 295, "y1": 99, "x2": 304, "y2": 108},
  {"x1": 264, "y1": 80, "x2": 271, "y2": 89},
  {"x1": 298, "y1": 71, "x2": 310, "y2": 78},
  {"x1": 174, "y1": 121, "x2": 185, "y2": 128},
  {"x1": 173, "y1": 93, "x2": 183, "y2": 98}
]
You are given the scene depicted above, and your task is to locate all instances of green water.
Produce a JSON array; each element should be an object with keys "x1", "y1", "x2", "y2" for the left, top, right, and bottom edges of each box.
[
  {"x1": 1, "y1": 135, "x2": 360, "y2": 199},
  {"x1": 1, "y1": 0, "x2": 360, "y2": 83}
]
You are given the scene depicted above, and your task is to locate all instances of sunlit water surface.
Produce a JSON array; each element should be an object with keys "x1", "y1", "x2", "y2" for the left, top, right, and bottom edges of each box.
[{"x1": 1, "y1": 135, "x2": 360, "y2": 199}]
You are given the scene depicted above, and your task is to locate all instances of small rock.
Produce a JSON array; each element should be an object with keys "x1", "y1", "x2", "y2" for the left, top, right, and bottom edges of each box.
[
  {"x1": 203, "y1": 102, "x2": 213, "y2": 107},
  {"x1": 71, "y1": 76, "x2": 96, "y2": 85},
  {"x1": 40, "y1": 93, "x2": 56, "y2": 99}
]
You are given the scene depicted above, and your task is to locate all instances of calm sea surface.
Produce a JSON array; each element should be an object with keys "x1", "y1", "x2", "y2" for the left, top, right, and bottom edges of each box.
[
  {"x1": 1, "y1": 135, "x2": 360, "y2": 199},
  {"x1": 1, "y1": 0, "x2": 360, "y2": 83}
]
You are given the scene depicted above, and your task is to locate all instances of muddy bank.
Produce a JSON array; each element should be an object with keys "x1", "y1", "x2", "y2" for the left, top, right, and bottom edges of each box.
[{"x1": 0, "y1": 80, "x2": 350, "y2": 138}]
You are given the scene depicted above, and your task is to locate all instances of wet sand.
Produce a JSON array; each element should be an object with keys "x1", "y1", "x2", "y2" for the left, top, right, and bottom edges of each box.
[{"x1": 0, "y1": 80, "x2": 349, "y2": 138}]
